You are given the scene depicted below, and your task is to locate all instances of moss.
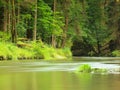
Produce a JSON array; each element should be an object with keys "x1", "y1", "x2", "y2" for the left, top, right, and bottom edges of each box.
[
  {"x1": 76, "y1": 64, "x2": 108, "y2": 74},
  {"x1": 76, "y1": 64, "x2": 92, "y2": 73}
]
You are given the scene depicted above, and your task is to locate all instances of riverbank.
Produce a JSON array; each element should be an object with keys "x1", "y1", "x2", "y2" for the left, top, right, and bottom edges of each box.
[{"x1": 0, "y1": 42, "x2": 72, "y2": 60}]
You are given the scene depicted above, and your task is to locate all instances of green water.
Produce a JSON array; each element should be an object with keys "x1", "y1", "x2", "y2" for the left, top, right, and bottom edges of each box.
[{"x1": 0, "y1": 57, "x2": 120, "y2": 90}]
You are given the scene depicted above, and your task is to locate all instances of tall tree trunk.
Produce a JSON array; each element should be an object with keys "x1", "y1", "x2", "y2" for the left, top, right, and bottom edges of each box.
[
  {"x1": 11, "y1": 0, "x2": 17, "y2": 43},
  {"x1": 62, "y1": 0, "x2": 70, "y2": 48},
  {"x1": 96, "y1": 0, "x2": 106, "y2": 55},
  {"x1": 62, "y1": 14, "x2": 68, "y2": 47},
  {"x1": 96, "y1": 34, "x2": 101, "y2": 56},
  {"x1": 52, "y1": 0, "x2": 56, "y2": 48},
  {"x1": 3, "y1": 2, "x2": 8, "y2": 32},
  {"x1": 17, "y1": 1, "x2": 20, "y2": 24},
  {"x1": 8, "y1": 0, "x2": 11, "y2": 33},
  {"x1": 33, "y1": 0, "x2": 37, "y2": 41}
]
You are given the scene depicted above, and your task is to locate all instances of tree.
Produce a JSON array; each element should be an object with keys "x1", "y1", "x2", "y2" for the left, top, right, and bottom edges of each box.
[
  {"x1": 61, "y1": 0, "x2": 71, "y2": 47},
  {"x1": 33, "y1": 0, "x2": 37, "y2": 41},
  {"x1": 10, "y1": 0, "x2": 17, "y2": 43},
  {"x1": 107, "y1": 0, "x2": 120, "y2": 49},
  {"x1": 51, "y1": 0, "x2": 56, "y2": 47}
]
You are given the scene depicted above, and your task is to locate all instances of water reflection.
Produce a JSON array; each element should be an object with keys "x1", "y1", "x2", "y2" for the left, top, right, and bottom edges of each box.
[
  {"x1": 0, "y1": 71, "x2": 120, "y2": 90},
  {"x1": 0, "y1": 59, "x2": 120, "y2": 90}
]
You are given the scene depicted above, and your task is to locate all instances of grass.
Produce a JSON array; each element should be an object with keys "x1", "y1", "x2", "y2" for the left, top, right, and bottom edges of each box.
[{"x1": 0, "y1": 41, "x2": 72, "y2": 60}]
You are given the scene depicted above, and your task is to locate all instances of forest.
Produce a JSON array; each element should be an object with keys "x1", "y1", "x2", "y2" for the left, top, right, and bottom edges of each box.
[{"x1": 0, "y1": 0, "x2": 120, "y2": 60}]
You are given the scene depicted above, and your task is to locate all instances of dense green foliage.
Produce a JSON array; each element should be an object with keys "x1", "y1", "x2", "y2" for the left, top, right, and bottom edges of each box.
[
  {"x1": 0, "y1": 0, "x2": 120, "y2": 59},
  {"x1": 70, "y1": 0, "x2": 120, "y2": 56},
  {"x1": 0, "y1": 41, "x2": 72, "y2": 60}
]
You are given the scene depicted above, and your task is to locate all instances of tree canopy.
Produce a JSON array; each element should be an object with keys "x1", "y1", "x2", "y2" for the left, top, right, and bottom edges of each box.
[{"x1": 0, "y1": 0, "x2": 120, "y2": 56}]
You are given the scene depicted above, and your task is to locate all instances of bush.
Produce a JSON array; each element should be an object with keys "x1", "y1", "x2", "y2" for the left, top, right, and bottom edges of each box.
[
  {"x1": 0, "y1": 31, "x2": 11, "y2": 42},
  {"x1": 29, "y1": 42, "x2": 72, "y2": 60},
  {"x1": 0, "y1": 42, "x2": 12, "y2": 59},
  {"x1": 112, "y1": 50, "x2": 120, "y2": 56},
  {"x1": 0, "y1": 41, "x2": 72, "y2": 60}
]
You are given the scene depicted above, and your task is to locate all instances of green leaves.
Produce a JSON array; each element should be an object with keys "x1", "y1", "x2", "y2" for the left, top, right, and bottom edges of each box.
[
  {"x1": 37, "y1": 0, "x2": 64, "y2": 43},
  {"x1": 0, "y1": 32, "x2": 11, "y2": 42},
  {"x1": 16, "y1": 21, "x2": 26, "y2": 38}
]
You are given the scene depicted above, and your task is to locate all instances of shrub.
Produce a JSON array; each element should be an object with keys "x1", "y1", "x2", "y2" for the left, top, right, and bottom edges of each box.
[
  {"x1": 29, "y1": 42, "x2": 72, "y2": 60},
  {"x1": 0, "y1": 41, "x2": 72, "y2": 60},
  {"x1": 0, "y1": 31, "x2": 11, "y2": 42},
  {"x1": 112, "y1": 50, "x2": 120, "y2": 56},
  {"x1": 0, "y1": 42, "x2": 12, "y2": 59}
]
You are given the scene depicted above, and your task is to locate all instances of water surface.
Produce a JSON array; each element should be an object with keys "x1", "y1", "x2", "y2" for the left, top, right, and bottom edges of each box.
[{"x1": 0, "y1": 57, "x2": 120, "y2": 90}]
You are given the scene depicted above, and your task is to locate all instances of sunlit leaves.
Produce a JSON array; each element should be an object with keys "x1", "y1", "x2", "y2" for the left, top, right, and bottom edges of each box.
[{"x1": 37, "y1": 0, "x2": 63, "y2": 40}]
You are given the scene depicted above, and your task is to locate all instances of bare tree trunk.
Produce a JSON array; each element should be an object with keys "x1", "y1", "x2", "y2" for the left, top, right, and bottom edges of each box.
[
  {"x1": 33, "y1": 0, "x2": 37, "y2": 41},
  {"x1": 62, "y1": 0, "x2": 70, "y2": 48},
  {"x1": 62, "y1": 15, "x2": 68, "y2": 47},
  {"x1": 52, "y1": 0, "x2": 57, "y2": 48},
  {"x1": 3, "y1": 2, "x2": 8, "y2": 32},
  {"x1": 8, "y1": 0, "x2": 11, "y2": 33},
  {"x1": 17, "y1": 1, "x2": 20, "y2": 24},
  {"x1": 11, "y1": 0, "x2": 17, "y2": 43}
]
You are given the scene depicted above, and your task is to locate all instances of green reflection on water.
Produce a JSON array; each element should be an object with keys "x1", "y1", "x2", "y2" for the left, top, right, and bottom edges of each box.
[
  {"x1": 0, "y1": 71, "x2": 120, "y2": 90},
  {"x1": 0, "y1": 60, "x2": 120, "y2": 90},
  {"x1": 0, "y1": 72, "x2": 74, "y2": 90}
]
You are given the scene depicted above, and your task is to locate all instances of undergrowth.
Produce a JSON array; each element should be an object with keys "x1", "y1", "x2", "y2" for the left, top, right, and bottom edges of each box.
[{"x1": 0, "y1": 41, "x2": 72, "y2": 60}]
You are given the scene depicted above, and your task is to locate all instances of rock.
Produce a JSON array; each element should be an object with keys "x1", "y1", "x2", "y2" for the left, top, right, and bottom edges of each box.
[
  {"x1": 76, "y1": 64, "x2": 92, "y2": 73},
  {"x1": 92, "y1": 68, "x2": 108, "y2": 73}
]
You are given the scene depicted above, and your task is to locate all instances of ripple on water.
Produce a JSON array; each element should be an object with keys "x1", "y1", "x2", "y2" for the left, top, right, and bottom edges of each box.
[{"x1": 0, "y1": 61, "x2": 120, "y2": 74}]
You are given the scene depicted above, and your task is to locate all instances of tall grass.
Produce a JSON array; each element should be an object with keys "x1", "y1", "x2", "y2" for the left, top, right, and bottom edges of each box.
[
  {"x1": 0, "y1": 42, "x2": 33, "y2": 60},
  {"x1": 29, "y1": 42, "x2": 72, "y2": 60},
  {"x1": 0, "y1": 41, "x2": 72, "y2": 60}
]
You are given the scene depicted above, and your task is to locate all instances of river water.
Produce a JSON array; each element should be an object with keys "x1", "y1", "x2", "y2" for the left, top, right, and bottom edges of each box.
[{"x1": 0, "y1": 57, "x2": 120, "y2": 90}]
